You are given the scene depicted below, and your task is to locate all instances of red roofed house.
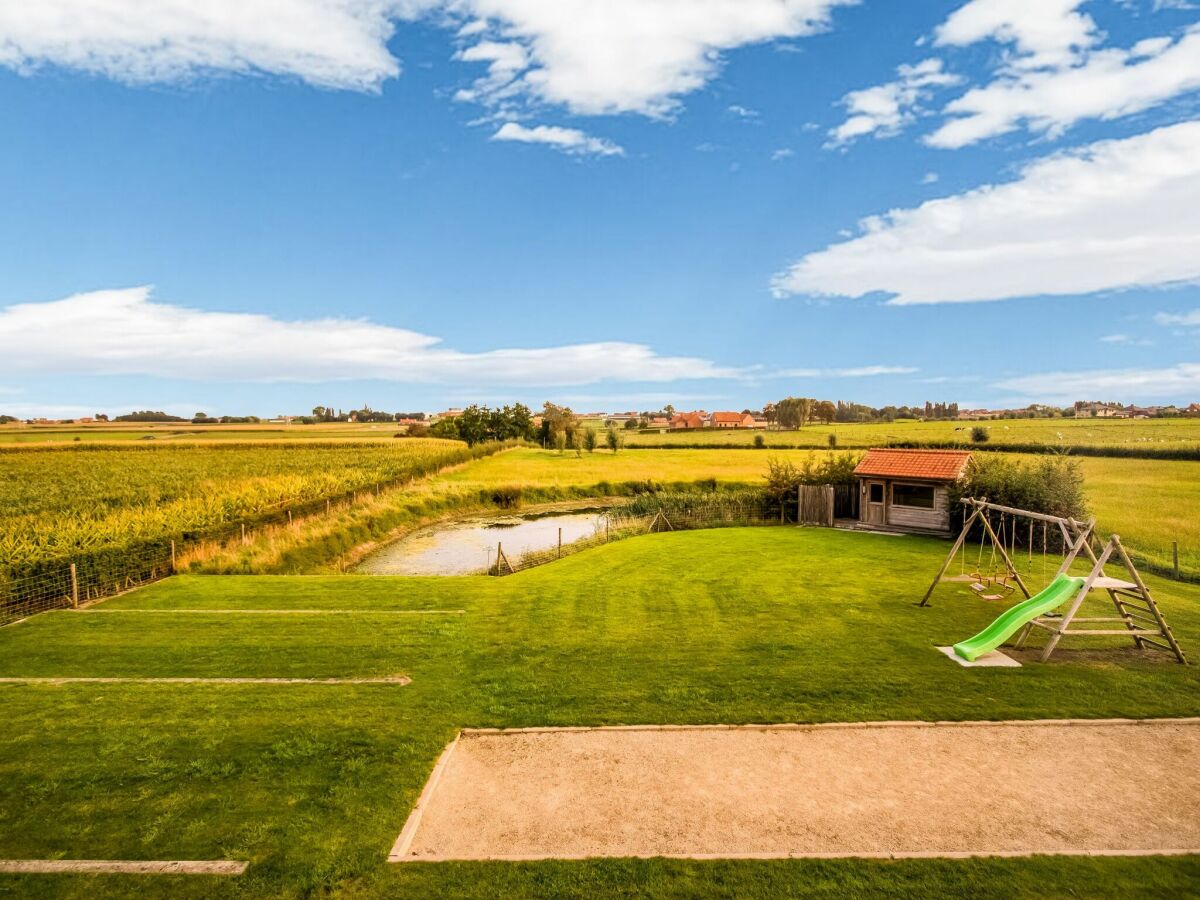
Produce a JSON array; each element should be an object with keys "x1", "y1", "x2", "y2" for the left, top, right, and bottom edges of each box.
[
  {"x1": 852, "y1": 448, "x2": 972, "y2": 534},
  {"x1": 708, "y1": 411, "x2": 755, "y2": 429},
  {"x1": 670, "y1": 412, "x2": 705, "y2": 430}
]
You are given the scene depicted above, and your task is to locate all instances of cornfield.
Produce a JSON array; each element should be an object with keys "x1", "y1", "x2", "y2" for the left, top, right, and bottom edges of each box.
[{"x1": 0, "y1": 439, "x2": 494, "y2": 575}]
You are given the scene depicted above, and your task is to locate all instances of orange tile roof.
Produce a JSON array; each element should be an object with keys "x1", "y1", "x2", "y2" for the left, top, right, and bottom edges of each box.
[{"x1": 853, "y1": 448, "x2": 972, "y2": 482}]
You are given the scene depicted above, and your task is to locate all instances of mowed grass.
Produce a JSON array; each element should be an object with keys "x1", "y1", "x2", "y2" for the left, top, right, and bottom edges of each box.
[
  {"x1": 622, "y1": 416, "x2": 1200, "y2": 449},
  {"x1": 1, "y1": 527, "x2": 1199, "y2": 898}
]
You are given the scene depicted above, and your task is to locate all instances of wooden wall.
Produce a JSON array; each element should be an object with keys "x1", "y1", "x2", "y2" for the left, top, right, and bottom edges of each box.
[{"x1": 886, "y1": 482, "x2": 950, "y2": 532}]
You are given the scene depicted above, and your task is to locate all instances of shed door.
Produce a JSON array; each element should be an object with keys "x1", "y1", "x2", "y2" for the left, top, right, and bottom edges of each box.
[{"x1": 864, "y1": 480, "x2": 886, "y2": 526}]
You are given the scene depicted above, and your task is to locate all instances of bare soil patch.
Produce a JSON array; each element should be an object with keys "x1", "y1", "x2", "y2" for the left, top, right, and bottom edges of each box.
[{"x1": 392, "y1": 720, "x2": 1200, "y2": 861}]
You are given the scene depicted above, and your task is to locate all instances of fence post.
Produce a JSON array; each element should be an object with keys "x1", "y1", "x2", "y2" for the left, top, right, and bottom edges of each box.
[
  {"x1": 69, "y1": 563, "x2": 79, "y2": 609},
  {"x1": 170, "y1": 540, "x2": 176, "y2": 573},
  {"x1": 288, "y1": 510, "x2": 293, "y2": 526},
  {"x1": 1173, "y1": 541, "x2": 1180, "y2": 579},
  {"x1": 326, "y1": 498, "x2": 331, "y2": 516},
  {"x1": 558, "y1": 528, "x2": 562, "y2": 559},
  {"x1": 241, "y1": 523, "x2": 247, "y2": 545},
  {"x1": 606, "y1": 518, "x2": 610, "y2": 543}
]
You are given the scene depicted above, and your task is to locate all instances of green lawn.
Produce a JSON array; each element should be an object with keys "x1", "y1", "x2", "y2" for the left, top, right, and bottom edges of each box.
[{"x1": 2, "y1": 527, "x2": 1198, "y2": 898}]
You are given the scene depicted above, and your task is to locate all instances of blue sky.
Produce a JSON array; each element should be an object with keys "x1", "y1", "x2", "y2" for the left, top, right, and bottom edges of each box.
[{"x1": 1, "y1": 0, "x2": 1199, "y2": 418}]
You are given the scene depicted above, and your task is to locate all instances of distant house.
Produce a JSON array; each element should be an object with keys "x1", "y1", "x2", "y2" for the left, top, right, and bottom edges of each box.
[
  {"x1": 670, "y1": 412, "x2": 705, "y2": 430},
  {"x1": 648, "y1": 416, "x2": 670, "y2": 429},
  {"x1": 853, "y1": 448, "x2": 972, "y2": 534},
  {"x1": 1077, "y1": 402, "x2": 1126, "y2": 419},
  {"x1": 709, "y1": 411, "x2": 755, "y2": 429}
]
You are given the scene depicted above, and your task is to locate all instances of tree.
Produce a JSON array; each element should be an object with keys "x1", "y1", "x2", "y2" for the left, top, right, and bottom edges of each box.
[
  {"x1": 554, "y1": 431, "x2": 567, "y2": 454},
  {"x1": 774, "y1": 397, "x2": 815, "y2": 429},
  {"x1": 606, "y1": 426, "x2": 621, "y2": 453},
  {"x1": 583, "y1": 428, "x2": 597, "y2": 453},
  {"x1": 312, "y1": 406, "x2": 328, "y2": 420},
  {"x1": 623, "y1": 417, "x2": 640, "y2": 430},
  {"x1": 455, "y1": 405, "x2": 492, "y2": 446},
  {"x1": 971, "y1": 425, "x2": 990, "y2": 444},
  {"x1": 763, "y1": 402, "x2": 777, "y2": 428},
  {"x1": 540, "y1": 402, "x2": 579, "y2": 445},
  {"x1": 662, "y1": 404, "x2": 676, "y2": 418},
  {"x1": 429, "y1": 418, "x2": 460, "y2": 440},
  {"x1": 813, "y1": 400, "x2": 837, "y2": 425}
]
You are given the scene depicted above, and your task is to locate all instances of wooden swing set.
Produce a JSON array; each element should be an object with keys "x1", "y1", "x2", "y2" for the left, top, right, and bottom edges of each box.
[{"x1": 921, "y1": 498, "x2": 1187, "y2": 663}]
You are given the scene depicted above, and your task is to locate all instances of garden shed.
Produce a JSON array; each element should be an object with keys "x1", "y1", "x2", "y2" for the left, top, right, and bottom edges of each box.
[{"x1": 852, "y1": 449, "x2": 972, "y2": 534}]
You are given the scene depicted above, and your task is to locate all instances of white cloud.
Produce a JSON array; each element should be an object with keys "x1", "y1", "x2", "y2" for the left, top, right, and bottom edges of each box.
[
  {"x1": 0, "y1": 287, "x2": 740, "y2": 385},
  {"x1": 772, "y1": 119, "x2": 1200, "y2": 304},
  {"x1": 996, "y1": 362, "x2": 1200, "y2": 403},
  {"x1": 777, "y1": 365, "x2": 919, "y2": 377},
  {"x1": 933, "y1": 0, "x2": 1100, "y2": 71},
  {"x1": 828, "y1": 58, "x2": 960, "y2": 146},
  {"x1": 0, "y1": 0, "x2": 426, "y2": 91},
  {"x1": 928, "y1": 25, "x2": 1200, "y2": 148},
  {"x1": 921, "y1": 171, "x2": 939, "y2": 184},
  {"x1": 1155, "y1": 309, "x2": 1200, "y2": 325},
  {"x1": 771, "y1": 148, "x2": 795, "y2": 160},
  {"x1": 1099, "y1": 333, "x2": 1152, "y2": 345},
  {"x1": 727, "y1": 104, "x2": 759, "y2": 119},
  {"x1": 491, "y1": 122, "x2": 623, "y2": 156},
  {"x1": 450, "y1": 0, "x2": 855, "y2": 117}
]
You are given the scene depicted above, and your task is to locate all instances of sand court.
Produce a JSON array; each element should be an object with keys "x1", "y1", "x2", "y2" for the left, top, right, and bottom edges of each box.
[{"x1": 391, "y1": 719, "x2": 1200, "y2": 862}]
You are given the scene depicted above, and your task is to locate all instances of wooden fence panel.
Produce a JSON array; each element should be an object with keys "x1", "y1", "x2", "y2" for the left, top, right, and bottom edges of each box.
[{"x1": 797, "y1": 485, "x2": 835, "y2": 527}]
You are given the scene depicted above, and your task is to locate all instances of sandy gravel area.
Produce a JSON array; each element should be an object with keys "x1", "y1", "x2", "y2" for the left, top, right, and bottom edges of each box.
[{"x1": 392, "y1": 720, "x2": 1200, "y2": 861}]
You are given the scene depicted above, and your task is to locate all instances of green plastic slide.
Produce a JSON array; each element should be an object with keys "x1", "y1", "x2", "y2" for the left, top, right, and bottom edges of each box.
[{"x1": 952, "y1": 573, "x2": 1085, "y2": 662}]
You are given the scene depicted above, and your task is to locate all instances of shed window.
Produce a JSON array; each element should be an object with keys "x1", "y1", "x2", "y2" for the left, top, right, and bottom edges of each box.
[
  {"x1": 868, "y1": 483, "x2": 884, "y2": 503},
  {"x1": 892, "y1": 483, "x2": 936, "y2": 509}
]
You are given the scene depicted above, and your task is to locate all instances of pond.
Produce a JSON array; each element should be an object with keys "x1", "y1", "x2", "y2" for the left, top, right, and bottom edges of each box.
[{"x1": 351, "y1": 507, "x2": 610, "y2": 575}]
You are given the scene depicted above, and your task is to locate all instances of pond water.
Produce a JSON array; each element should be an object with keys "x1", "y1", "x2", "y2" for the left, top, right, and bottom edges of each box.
[{"x1": 352, "y1": 508, "x2": 609, "y2": 575}]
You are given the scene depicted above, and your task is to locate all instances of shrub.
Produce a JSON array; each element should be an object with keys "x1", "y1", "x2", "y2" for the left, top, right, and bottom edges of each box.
[
  {"x1": 763, "y1": 452, "x2": 863, "y2": 507},
  {"x1": 583, "y1": 429, "x2": 597, "y2": 453},
  {"x1": 490, "y1": 486, "x2": 524, "y2": 509},
  {"x1": 971, "y1": 426, "x2": 990, "y2": 444},
  {"x1": 606, "y1": 427, "x2": 621, "y2": 453},
  {"x1": 952, "y1": 453, "x2": 1088, "y2": 524},
  {"x1": 753, "y1": 434, "x2": 766, "y2": 449},
  {"x1": 827, "y1": 433, "x2": 838, "y2": 449}
]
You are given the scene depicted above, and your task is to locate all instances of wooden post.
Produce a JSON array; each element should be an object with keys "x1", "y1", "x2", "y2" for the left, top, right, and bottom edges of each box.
[
  {"x1": 606, "y1": 518, "x2": 610, "y2": 542},
  {"x1": 558, "y1": 527, "x2": 562, "y2": 559},
  {"x1": 287, "y1": 509, "x2": 293, "y2": 526},
  {"x1": 170, "y1": 540, "x2": 176, "y2": 573},
  {"x1": 241, "y1": 523, "x2": 247, "y2": 545},
  {"x1": 326, "y1": 498, "x2": 331, "y2": 515},
  {"x1": 1173, "y1": 541, "x2": 1180, "y2": 579},
  {"x1": 69, "y1": 563, "x2": 79, "y2": 609}
]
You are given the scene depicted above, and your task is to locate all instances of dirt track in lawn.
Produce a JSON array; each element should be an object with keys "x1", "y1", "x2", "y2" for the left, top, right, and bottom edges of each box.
[{"x1": 393, "y1": 719, "x2": 1200, "y2": 862}]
